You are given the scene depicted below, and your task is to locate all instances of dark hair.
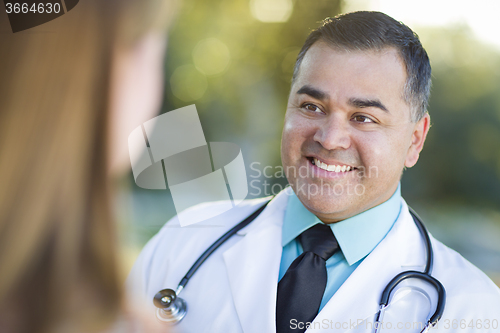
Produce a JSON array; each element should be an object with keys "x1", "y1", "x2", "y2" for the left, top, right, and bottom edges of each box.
[
  {"x1": 0, "y1": 0, "x2": 177, "y2": 332},
  {"x1": 292, "y1": 11, "x2": 431, "y2": 121}
]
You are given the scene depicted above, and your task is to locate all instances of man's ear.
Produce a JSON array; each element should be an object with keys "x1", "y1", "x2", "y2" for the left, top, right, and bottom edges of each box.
[{"x1": 405, "y1": 113, "x2": 431, "y2": 168}]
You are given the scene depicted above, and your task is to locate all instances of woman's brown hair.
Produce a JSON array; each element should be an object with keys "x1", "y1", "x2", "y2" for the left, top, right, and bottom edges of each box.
[{"x1": 0, "y1": 1, "x2": 176, "y2": 332}]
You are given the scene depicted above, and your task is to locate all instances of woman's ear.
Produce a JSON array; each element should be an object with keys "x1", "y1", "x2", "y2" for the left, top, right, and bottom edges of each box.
[{"x1": 405, "y1": 113, "x2": 431, "y2": 168}]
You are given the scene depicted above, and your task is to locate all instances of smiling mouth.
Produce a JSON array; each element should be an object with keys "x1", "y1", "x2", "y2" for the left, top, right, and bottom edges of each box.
[{"x1": 307, "y1": 157, "x2": 357, "y2": 173}]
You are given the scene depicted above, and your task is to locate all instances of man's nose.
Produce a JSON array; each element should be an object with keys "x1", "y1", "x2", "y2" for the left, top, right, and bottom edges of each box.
[{"x1": 313, "y1": 115, "x2": 351, "y2": 151}]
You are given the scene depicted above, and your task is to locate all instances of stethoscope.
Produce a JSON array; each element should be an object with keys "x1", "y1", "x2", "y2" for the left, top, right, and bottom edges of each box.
[
  {"x1": 372, "y1": 206, "x2": 446, "y2": 333},
  {"x1": 153, "y1": 200, "x2": 446, "y2": 332}
]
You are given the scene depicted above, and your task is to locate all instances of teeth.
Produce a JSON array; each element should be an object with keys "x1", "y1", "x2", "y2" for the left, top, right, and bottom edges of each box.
[{"x1": 313, "y1": 158, "x2": 353, "y2": 173}]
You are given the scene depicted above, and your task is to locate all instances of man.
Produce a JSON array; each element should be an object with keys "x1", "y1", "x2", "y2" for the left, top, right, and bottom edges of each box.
[{"x1": 128, "y1": 11, "x2": 500, "y2": 333}]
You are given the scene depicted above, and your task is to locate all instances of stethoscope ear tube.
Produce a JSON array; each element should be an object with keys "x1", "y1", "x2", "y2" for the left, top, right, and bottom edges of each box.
[
  {"x1": 379, "y1": 271, "x2": 446, "y2": 325},
  {"x1": 374, "y1": 207, "x2": 446, "y2": 332},
  {"x1": 408, "y1": 207, "x2": 433, "y2": 275}
]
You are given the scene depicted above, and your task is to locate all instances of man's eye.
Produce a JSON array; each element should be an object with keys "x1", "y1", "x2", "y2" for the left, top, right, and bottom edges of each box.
[
  {"x1": 302, "y1": 103, "x2": 321, "y2": 113},
  {"x1": 352, "y1": 115, "x2": 375, "y2": 123}
]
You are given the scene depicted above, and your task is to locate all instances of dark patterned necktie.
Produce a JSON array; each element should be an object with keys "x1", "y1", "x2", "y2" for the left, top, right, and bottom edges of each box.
[{"x1": 276, "y1": 223, "x2": 339, "y2": 333}]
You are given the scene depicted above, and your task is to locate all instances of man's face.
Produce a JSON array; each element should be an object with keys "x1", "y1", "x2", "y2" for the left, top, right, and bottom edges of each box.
[{"x1": 281, "y1": 42, "x2": 429, "y2": 223}]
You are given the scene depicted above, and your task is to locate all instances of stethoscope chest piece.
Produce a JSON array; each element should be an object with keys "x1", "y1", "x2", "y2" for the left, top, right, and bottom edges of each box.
[{"x1": 154, "y1": 288, "x2": 187, "y2": 323}]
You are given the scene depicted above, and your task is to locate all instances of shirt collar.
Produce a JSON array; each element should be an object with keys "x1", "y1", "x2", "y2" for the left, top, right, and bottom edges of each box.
[{"x1": 282, "y1": 183, "x2": 402, "y2": 266}]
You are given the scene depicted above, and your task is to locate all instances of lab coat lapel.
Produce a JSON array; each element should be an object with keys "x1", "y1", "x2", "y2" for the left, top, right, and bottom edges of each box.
[
  {"x1": 223, "y1": 190, "x2": 290, "y2": 333},
  {"x1": 309, "y1": 200, "x2": 426, "y2": 332}
]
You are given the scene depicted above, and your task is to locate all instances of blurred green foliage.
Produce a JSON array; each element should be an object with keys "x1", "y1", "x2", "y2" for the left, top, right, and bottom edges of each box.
[
  {"x1": 403, "y1": 25, "x2": 500, "y2": 208},
  {"x1": 161, "y1": 0, "x2": 342, "y2": 173}
]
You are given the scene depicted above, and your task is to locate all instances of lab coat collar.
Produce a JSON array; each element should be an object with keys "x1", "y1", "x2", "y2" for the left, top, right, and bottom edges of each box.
[{"x1": 223, "y1": 189, "x2": 290, "y2": 333}]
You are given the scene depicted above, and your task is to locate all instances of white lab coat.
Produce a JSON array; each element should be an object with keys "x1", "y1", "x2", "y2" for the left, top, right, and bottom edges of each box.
[{"x1": 127, "y1": 189, "x2": 500, "y2": 333}]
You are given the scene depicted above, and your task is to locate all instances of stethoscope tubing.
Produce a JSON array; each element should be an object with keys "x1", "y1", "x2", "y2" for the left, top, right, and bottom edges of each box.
[
  {"x1": 408, "y1": 206, "x2": 433, "y2": 275},
  {"x1": 177, "y1": 200, "x2": 270, "y2": 293},
  {"x1": 154, "y1": 200, "x2": 446, "y2": 328},
  {"x1": 374, "y1": 207, "x2": 446, "y2": 330}
]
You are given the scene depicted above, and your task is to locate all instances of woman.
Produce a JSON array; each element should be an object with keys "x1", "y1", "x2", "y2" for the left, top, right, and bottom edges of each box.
[{"x1": 0, "y1": 0, "x2": 177, "y2": 331}]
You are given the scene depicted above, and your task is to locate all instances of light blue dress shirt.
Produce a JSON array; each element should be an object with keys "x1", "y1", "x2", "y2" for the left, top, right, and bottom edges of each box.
[{"x1": 279, "y1": 183, "x2": 402, "y2": 311}]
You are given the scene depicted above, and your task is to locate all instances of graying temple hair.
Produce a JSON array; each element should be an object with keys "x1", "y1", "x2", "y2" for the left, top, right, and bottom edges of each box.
[{"x1": 292, "y1": 11, "x2": 432, "y2": 122}]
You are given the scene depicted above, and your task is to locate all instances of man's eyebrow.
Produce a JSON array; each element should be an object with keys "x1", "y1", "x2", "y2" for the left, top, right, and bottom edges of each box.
[
  {"x1": 296, "y1": 85, "x2": 330, "y2": 101},
  {"x1": 348, "y1": 97, "x2": 389, "y2": 112}
]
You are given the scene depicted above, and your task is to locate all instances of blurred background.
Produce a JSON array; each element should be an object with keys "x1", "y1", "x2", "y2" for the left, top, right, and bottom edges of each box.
[{"x1": 116, "y1": 0, "x2": 500, "y2": 285}]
